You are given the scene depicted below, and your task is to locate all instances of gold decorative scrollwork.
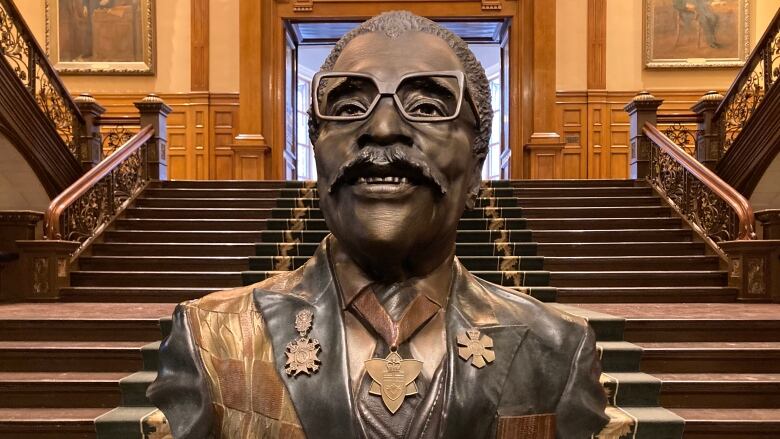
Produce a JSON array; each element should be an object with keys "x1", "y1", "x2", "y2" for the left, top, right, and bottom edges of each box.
[
  {"x1": 661, "y1": 122, "x2": 699, "y2": 156},
  {"x1": 102, "y1": 125, "x2": 137, "y2": 157},
  {"x1": 0, "y1": 4, "x2": 30, "y2": 87}
]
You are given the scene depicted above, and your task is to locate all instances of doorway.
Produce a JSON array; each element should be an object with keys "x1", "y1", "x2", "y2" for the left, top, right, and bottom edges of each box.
[{"x1": 285, "y1": 19, "x2": 510, "y2": 182}]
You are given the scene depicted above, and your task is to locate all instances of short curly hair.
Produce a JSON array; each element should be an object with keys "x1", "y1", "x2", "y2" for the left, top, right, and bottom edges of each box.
[{"x1": 308, "y1": 11, "x2": 492, "y2": 158}]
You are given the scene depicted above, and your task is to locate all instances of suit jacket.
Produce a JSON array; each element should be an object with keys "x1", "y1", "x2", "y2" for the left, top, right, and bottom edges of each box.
[{"x1": 147, "y1": 238, "x2": 608, "y2": 438}]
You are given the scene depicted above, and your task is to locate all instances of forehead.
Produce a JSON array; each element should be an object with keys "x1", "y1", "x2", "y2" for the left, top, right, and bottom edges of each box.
[{"x1": 332, "y1": 31, "x2": 464, "y2": 81}]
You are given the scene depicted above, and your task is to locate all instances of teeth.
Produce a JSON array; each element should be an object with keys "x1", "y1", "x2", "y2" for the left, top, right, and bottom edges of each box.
[
  {"x1": 357, "y1": 177, "x2": 367, "y2": 184},
  {"x1": 400, "y1": 177, "x2": 409, "y2": 184},
  {"x1": 355, "y1": 176, "x2": 411, "y2": 184}
]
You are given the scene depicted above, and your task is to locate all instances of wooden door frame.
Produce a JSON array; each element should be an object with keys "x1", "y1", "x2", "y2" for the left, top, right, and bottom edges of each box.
[{"x1": 236, "y1": 0, "x2": 559, "y2": 180}]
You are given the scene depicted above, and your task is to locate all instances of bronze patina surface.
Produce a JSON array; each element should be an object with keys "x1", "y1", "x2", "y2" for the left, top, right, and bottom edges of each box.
[{"x1": 147, "y1": 11, "x2": 608, "y2": 439}]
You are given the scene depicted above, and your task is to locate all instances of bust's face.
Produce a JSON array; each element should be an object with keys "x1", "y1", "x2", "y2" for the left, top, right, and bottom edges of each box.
[{"x1": 314, "y1": 31, "x2": 480, "y2": 276}]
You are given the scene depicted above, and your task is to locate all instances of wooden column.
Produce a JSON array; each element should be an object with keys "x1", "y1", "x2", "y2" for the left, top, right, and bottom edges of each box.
[
  {"x1": 587, "y1": 0, "x2": 606, "y2": 90},
  {"x1": 73, "y1": 93, "x2": 106, "y2": 170},
  {"x1": 624, "y1": 91, "x2": 662, "y2": 180},
  {"x1": 691, "y1": 91, "x2": 725, "y2": 170},
  {"x1": 523, "y1": 0, "x2": 564, "y2": 179},
  {"x1": 135, "y1": 94, "x2": 172, "y2": 181}
]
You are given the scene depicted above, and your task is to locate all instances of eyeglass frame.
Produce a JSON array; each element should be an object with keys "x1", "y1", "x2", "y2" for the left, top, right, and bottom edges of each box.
[{"x1": 311, "y1": 70, "x2": 480, "y2": 127}]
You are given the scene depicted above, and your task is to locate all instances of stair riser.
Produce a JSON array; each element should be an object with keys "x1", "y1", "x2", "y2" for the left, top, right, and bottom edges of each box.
[
  {"x1": 104, "y1": 231, "x2": 262, "y2": 243},
  {"x1": 0, "y1": 322, "x2": 160, "y2": 342},
  {"x1": 513, "y1": 187, "x2": 654, "y2": 197},
  {"x1": 625, "y1": 322, "x2": 780, "y2": 343},
  {"x1": 114, "y1": 219, "x2": 269, "y2": 231},
  {"x1": 79, "y1": 259, "x2": 249, "y2": 272},
  {"x1": 556, "y1": 289, "x2": 737, "y2": 304},
  {"x1": 533, "y1": 230, "x2": 692, "y2": 243},
  {"x1": 70, "y1": 273, "x2": 243, "y2": 288},
  {"x1": 516, "y1": 197, "x2": 661, "y2": 207},
  {"x1": 538, "y1": 243, "x2": 704, "y2": 256},
  {"x1": 0, "y1": 384, "x2": 121, "y2": 408},
  {"x1": 124, "y1": 209, "x2": 273, "y2": 219},
  {"x1": 134, "y1": 199, "x2": 279, "y2": 209},
  {"x1": 522, "y1": 207, "x2": 672, "y2": 218},
  {"x1": 263, "y1": 218, "x2": 528, "y2": 231},
  {"x1": 550, "y1": 275, "x2": 727, "y2": 288},
  {"x1": 249, "y1": 256, "x2": 544, "y2": 272},
  {"x1": 681, "y1": 424, "x2": 780, "y2": 439},
  {"x1": 641, "y1": 352, "x2": 780, "y2": 373},
  {"x1": 61, "y1": 290, "x2": 210, "y2": 303},
  {"x1": 544, "y1": 259, "x2": 719, "y2": 271},
  {"x1": 0, "y1": 425, "x2": 98, "y2": 439},
  {"x1": 525, "y1": 218, "x2": 682, "y2": 230},
  {"x1": 242, "y1": 271, "x2": 551, "y2": 287},
  {"x1": 0, "y1": 352, "x2": 143, "y2": 372},
  {"x1": 255, "y1": 243, "x2": 539, "y2": 257},
  {"x1": 258, "y1": 230, "x2": 532, "y2": 244},
  {"x1": 91, "y1": 244, "x2": 254, "y2": 257},
  {"x1": 660, "y1": 384, "x2": 780, "y2": 409}
]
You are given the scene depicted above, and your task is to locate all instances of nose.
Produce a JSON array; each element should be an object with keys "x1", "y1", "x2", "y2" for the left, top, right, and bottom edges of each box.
[{"x1": 357, "y1": 96, "x2": 413, "y2": 148}]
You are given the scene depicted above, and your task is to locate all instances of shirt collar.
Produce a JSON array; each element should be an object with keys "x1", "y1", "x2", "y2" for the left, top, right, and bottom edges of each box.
[{"x1": 328, "y1": 235, "x2": 454, "y2": 311}]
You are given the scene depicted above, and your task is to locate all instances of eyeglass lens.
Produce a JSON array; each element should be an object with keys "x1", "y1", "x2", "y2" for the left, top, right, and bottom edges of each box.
[{"x1": 317, "y1": 74, "x2": 462, "y2": 120}]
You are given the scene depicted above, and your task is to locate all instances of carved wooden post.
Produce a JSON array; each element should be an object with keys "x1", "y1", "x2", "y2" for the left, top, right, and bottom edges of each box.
[
  {"x1": 624, "y1": 91, "x2": 663, "y2": 180},
  {"x1": 0, "y1": 211, "x2": 42, "y2": 301},
  {"x1": 691, "y1": 91, "x2": 724, "y2": 170},
  {"x1": 134, "y1": 94, "x2": 172, "y2": 181},
  {"x1": 15, "y1": 240, "x2": 79, "y2": 300},
  {"x1": 720, "y1": 240, "x2": 779, "y2": 303},
  {"x1": 756, "y1": 209, "x2": 780, "y2": 239},
  {"x1": 74, "y1": 93, "x2": 106, "y2": 170}
]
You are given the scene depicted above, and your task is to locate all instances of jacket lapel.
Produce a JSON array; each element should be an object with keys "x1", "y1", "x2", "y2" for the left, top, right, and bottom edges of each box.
[
  {"x1": 253, "y1": 239, "x2": 359, "y2": 439},
  {"x1": 440, "y1": 261, "x2": 529, "y2": 439}
]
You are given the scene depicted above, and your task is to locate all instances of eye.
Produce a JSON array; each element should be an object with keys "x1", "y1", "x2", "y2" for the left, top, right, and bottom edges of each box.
[
  {"x1": 406, "y1": 99, "x2": 446, "y2": 117},
  {"x1": 332, "y1": 100, "x2": 368, "y2": 117}
]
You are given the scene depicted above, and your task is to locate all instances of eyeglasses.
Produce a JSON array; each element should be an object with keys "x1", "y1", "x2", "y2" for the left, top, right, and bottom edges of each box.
[{"x1": 312, "y1": 70, "x2": 479, "y2": 126}]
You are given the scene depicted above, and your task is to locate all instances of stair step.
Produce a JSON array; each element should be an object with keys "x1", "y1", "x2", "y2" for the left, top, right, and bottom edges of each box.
[
  {"x1": 255, "y1": 242, "x2": 539, "y2": 257},
  {"x1": 512, "y1": 186, "x2": 654, "y2": 197},
  {"x1": 533, "y1": 229, "x2": 692, "y2": 243},
  {"x1": 273, "y1": 196, "x2": 519, "y2": 209},
  {"x1": 249, "y1": 255, "x2": 544, "y2": 272},
  {"x1": 544, "y1": 256, "x2": 719, "y2": 271},
  {"x1": 142, "y1": 187, "x2": 303, "y2": 199},
  {"x1": 522, "y1": 206, "x2": 672, "y2": 218},
  {"x1": 489, "y1": 179, "x2": 640, "y2": 188},
  {"x1": 0, "y1": 372, "x2": 125, "y2": 408},
  {"x1": 154, "y1": 180, "x2": 312, "y2": 189},
  {"x1": 123, "y1": 207, "x2": 274, "y2": 219},
  {"x1": 657, "y1": 373, "x2": 780, "y2": 409},
  {"x1": 91, "y1": 242, "x2": 255, "y2": 257},
  {"x1": 134, "y1": 197, "x2": 280, "y2": 208},
  {"x1": 575, "y1": 303, "x2": 780, "y2": 343},
  {"x1": 556, "y1": 287, "x2": 737, "y2": 303},
  {"x1": 119, "y1": 371, "x2": 156, "y2": 407},
  {"x1": 0, "y1": 407, "x2": 108, "y2": 439},
  {"x1": 242, "y1": 270, "x2": 550, "y2": 288},
  {"x1": 525, "y1": 217, "x2": 682, "y2": 230},
  {"x1": 104, "y1": 230, "x2": 262, "y2": 243},
  {"x1": 550, "y1": 271, "x2": 727, "y2": 287},
  {"x1": 60, "y1": 287, "x2": 221, "y2": 303},
  {"x1": 0, "y1": 303, "x2": 171, "y2": 342},
  {"x1": 537, "y1": 242, "x2": 705, "y2": 256},
  {"x1": 516, "y1": 196, "x2": 662, "y2": 207},
  {"x1": 70, "y1": 271, "x2": 243, "y2": 288},
  {"x1": 673, "y1": 408, "x2": 780, "y2": 439},
  {"x1": 79, "y1": 256, "x2": 249, "y2": 272},
  {"x1": 601, "y1": 372, "x2": 662, "y2": 407},
  {"x1": 258, "y1": 229, "x2": 532, "y2": 244},
  {"x1": 638, "y1": 342, "x2": 780, "y2": 373},
  {"x1": 114, "y1": 218, "x2": 269, "y2": 231},
  {"x1": 262, "y1": 217, "x2": 527, "y2": 231},
  {"x1": 0, "y1": 341, "x2": 146, "y2": 372}
]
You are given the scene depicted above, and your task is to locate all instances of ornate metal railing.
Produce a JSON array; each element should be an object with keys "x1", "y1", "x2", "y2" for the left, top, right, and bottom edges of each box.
[
  {"x1": 644, "y1": 122, "x2": 755, "y2": 245},
  {"x1": 715, "y1": 7, "x2": 780, "y2": 155},
  {"x1": 0, "y1": 0, "x2": 84, "y2": 157},
  {"x1": 44, "y1": 126, "x2": 154, "y2": 246},
  {"x1": 98, "y1": 116, "x2": 142, "y2": 158},
  {"x1": 656, "y1": 113, "x2": 702, "y2": 156}
]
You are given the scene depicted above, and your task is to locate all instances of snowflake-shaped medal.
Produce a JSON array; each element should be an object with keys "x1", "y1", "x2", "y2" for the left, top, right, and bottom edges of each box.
[
  {"x1": 457, "y1": 328, "x2": 495, "y2": 369},
  {"x1": 284, "y1": 309, "x2": 321, "y2": 376}
]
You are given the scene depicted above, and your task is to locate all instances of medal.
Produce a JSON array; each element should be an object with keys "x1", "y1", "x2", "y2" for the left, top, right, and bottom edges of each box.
[
  {"x1": 365, "y1": 350, "x2": 423, "y2": 414},
  {"x1": 457, "y1": 328, "x2": 495, "y2": 368},
  {"x1": 284, "y1": 309, "x2": 321, "y2": 376}
]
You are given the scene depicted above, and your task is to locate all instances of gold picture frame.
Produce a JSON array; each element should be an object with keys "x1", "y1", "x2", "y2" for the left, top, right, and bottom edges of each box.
[
  {"x1": 45, "y1": 0, "x2": 155, "y2": 75},
  {"x1": 644, "y1": 0, "x2": 750, "y2": 68}
]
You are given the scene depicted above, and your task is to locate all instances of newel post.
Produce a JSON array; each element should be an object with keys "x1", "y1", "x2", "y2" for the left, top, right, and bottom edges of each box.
[
  {"x1": 74, "y1": 93, "x2": 106, "y2": 170},
  {"x1": 134, "y1": 94, "x2": 172, "y2": 181},
  {"x1": 691, "y1": 91, "x2": 725, "y2": 170},
  {"x1": 624, "y1": 91, "x2": 663, "y2": 180}
]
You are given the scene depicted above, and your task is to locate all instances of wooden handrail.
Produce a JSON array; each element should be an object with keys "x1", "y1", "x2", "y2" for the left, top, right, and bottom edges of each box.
[
  {"x1": 0, "y1": 0, "x2": 84, "y2": 126},
  {"x1": 44, "y1": 125, "x2": 154, "y2": 240},
  {"x1": 716, "y1": 7, "x2": 780, "y2": 118},
  {"x1": 643, "y1": 122, "x2": 755, "y2": 240}
]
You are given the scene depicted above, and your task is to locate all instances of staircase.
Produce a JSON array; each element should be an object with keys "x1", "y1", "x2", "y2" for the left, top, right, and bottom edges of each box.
[{"x1": 1, "y1": 178, "x2": 779, "y2": 438}]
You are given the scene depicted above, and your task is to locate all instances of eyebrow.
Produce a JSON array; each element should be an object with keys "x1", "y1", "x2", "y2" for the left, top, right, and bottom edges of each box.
[
  {"x1": 323, "y1": 77, "x2": 373, "y2": 103},
  {"x1": 401, "y1": 76, "x2": 457, "y2": 98}
]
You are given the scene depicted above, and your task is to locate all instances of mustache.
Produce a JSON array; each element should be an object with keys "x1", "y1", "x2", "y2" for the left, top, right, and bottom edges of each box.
[{"x1": 327, "y1": 146, "x2": 448, "y2": 196}]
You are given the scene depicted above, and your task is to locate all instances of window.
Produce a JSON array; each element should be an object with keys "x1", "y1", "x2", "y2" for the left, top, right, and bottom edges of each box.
[
  {"x1": 482, "y1": 71, "x2": 502, "y2": 180},
  {"x1": 296, "y1": 77, "x2": 317, "y2": 181}
]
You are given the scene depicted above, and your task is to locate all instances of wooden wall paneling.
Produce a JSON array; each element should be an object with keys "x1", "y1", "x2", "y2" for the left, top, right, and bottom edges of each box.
[
  {"x1": 191, "y1": 0, "x2": 210, "y2": 91},
  {"x1": 556, "y1": 93, "x2": 588, "y2": 179},
  {"x1": 587, "y1": 0, "x2": 606, "y2": 90},
  {"x1": 210, "y1": 94, "x2": 241, "y2": 180}
]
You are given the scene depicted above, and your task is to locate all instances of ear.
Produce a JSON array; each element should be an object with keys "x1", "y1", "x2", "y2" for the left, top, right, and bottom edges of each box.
[{"x1": 465, "y1": 153, "x2": 486, "y2": 210}]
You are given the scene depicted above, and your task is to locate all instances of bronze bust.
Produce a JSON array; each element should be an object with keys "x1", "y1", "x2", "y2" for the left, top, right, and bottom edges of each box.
[{"x1": 148, "y1": 11, "x2": 608, "y2": 438}]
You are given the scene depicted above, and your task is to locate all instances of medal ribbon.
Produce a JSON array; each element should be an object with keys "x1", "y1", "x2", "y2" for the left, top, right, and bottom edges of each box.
[{"x1": 350, "y1": 286, "x2": 441, "y2": 350}]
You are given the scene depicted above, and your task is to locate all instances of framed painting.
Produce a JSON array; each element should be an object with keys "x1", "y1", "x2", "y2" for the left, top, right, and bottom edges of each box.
[
  {"x1": 644, "y1": 0, "x2": 750, "y2": 68},
  {"x1": 46, "y1": 0, "x2": 155, "y2": 75}
]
